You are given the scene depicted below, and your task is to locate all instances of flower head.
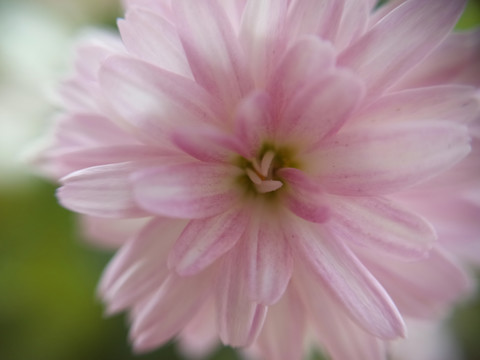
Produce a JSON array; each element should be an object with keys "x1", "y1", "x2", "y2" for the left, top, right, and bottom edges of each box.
[{"x1": 39, "y1": 0, "x2": 480, "y2": 359}]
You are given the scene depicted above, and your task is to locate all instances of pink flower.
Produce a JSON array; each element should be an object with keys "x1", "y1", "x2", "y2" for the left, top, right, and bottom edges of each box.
[{"x1": 38, "y1": 0, "x2": 480, "y2": 359}]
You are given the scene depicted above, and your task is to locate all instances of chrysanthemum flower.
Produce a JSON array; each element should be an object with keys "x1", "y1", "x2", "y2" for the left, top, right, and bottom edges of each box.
[{"x1": 38, "y1": 0, "x2": 480, "y2": 359}]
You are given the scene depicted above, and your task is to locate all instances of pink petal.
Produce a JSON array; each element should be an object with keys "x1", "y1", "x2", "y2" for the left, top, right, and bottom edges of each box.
[
  {"x1": 326, "y1": 195, "x2": 436, "y2": 260},
  {"x1": 354, "y1": 85, "x2": 480, "y2": 126},
  {"x1": 357, "y1": 247, "x2": 474, "y2": 319},
  {"x1": 131, "y1": 271, "x2": 213, "y2": 352},
  {"x1": 240, "y1": 0, "x2": 288, "y2": 87},
  {"x1": 332, "y1": 1, "x2": 369, "y2": 50},
  {"x1": 132, "y1": 162, "x2": 240, "y2": 219},
  {"x1": 233, "y1": 91, "x2": 274, "y2": 157},
  {"x1": 172, "y1": 0, "x2": 252, "y2": 110},
  {"x1": 315, "y1": 121, "x2": 471, "y2": 195},
  {"x1": 278, "y1": 168, "x2": 329, "y2": 223},
  {"x1": 58, "y1": 162, "x2": 151, "y2": 218},
  {"x1": 98, "y1": 218, "x2": 187, "y2": 313},
  {"x1": 396, "y1": 29, "x2": 480, "y2": 88},
  {"x1": 244, "y1": 217, "x2": 293, "y2": 305},
  {"x1": 268, "y1": 36, "x2": 336, "y2": 116},
  {"x1": 172, "y1": 126, "x2": 242, "y2": 163},
  {"x1": 289, "y1": 221, "x2": 406, "y2": 339},
  {"x1": 338, "y1": 0, "x2": 467, "y2": 95},
  {"x1": 99, "y1": 55, "x2": 223, "y2": 143},
  {"x1": 294, "y1": 265, "x2": 387, "y2": 360},
  {"x1": 168, "y1": 208, "x2": 248, "y2": 276},
  {"x1": 280, "y1": 69, "x2": 364, "y2": 148},
  {"x1": 216, "y1": 252, "x2": 267, "y2": 347},
  {"x1": 118, "y1": 8, "x2": 192, "y2": 77},
  {"x1": 256, "y1": 285, "x2": 306, "y2": 360}
]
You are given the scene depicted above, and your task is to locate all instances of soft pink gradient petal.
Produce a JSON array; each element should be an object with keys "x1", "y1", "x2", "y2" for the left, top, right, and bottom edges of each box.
[
  {"x1": 99, "y1": 218, "x2": 186, "y2": 313},
  {"x1": 354, "y1": 85, "x2": 480, "y2": 126},
  {"x1": 314, "y1": 122, "x2": 471, "y2": 195},
  {"x1": 216, "y1": 251, "x2": 268, "y2": 347},
  {"x1": 339, "y1": 0, "x2": 466, "y2": 95},
  {"x1": 396, "y1": 29, "x2": 480, "y2": 88},
  {"x1": 326, "y1": 195, "x2": 436, "y2": 260},
  {"x1": 357, "y1": 247, "x2": 473, "y2": 319},
  {"x1": 295, "y1": 264, "x2": 387, "y2": 360},
  {"x1": 118, "y1": 8, "x2": 192, "y2": 77},
  {"x1": 168, "y1": 208, "x2": 248, "y2": 276},
  {"x1": 289, "y1": 221, "x2": 406, "y2": 339},
  {"x1": 240, "y1": 0, "x2": 288, "y2": 87},
  {"x1": 132, "y1": 162, "x2": 240, "y2": 219},
  {"x1": 244, "y1": 216, "x2": 293, "y2": 305},
  {"x1": 58, "y1": 162, "x2": 151, "y2": 218},
  {"x1": 256, "y1": 285, "x2": 306, "y2": 360},
  {"x1": 131, "y1": 271, "x2": 213, "y2": 353},
  {"x1": 99, "y1": 55, "x2": 223, "y2": 143},
  {"x1": 173, "y1": 0, "x2": 252, "y2": 110},
  {"x1": 278, "y1": 168, "x2": 329, "y2": 223},
  {"x1": 280, "y1": 69, "x2": 364, "y2": 147},
  {"x1": 268, "y1": 36, "x2": 335, "y2": 113}
]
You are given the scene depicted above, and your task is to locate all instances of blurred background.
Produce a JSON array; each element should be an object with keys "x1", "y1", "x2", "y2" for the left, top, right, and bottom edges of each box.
[{"x1": 0, "y1": 0, "x2": 479, "y2": 359}]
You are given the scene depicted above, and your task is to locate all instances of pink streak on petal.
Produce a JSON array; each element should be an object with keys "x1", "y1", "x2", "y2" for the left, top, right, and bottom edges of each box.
[
  {"x1": 216, "y1": 252, "x2": 267, "y2": 347},
  {"x1": 326, "y1": 195, "x2": 436, "y2": 260},
  {"x1": 118, "y1": 8, "x2": 192, "y2": 77},
  {"x1": 99, "y1": 55, "x2": 224, "y2": 144},
  {"x1": 132, "y1": 162, "x2": 240, "y2": 219},
  {"x1": 278, "y1": 168, "x2": 329, "y2": 224},
  {"x1": 354, "y1": 85, "x2": 480, "y2": 126},
  {"x1": 240, "y1": 0, "x2": 288, "y2": 88},
  {"x1": 281, "y1": 69, "x2": 364, "y2": 148},
  {"x1": 257, "y1": 285, "x2": 306, "y2": 360},
  {"x1": 289, "y1": 221, "x2": 406, "y2": 339},
  {"x1": 131, "y1": 272, "x2": 213, "y2": 353},
  {"x1": 58, "y1": 162, "x2": 152, "y2": 218},
  {"x1": 244, "y1": 217, "x2": 293, "y2": 305},
  {"x1": 99, "y1": 218, "x2": 186, "y2": 313},
  {"x1": 339, "y1": 0, "x2": 467, "y2": 95},
  {"x1": 173, "y1": 0, "x2": 253, "y2": 111},
  {"x1": 168, "y1": 208, "x2": 248, "y2": 276},
  {"x1": 315, "y1": 122, "x2": 471, "y2": 195}
]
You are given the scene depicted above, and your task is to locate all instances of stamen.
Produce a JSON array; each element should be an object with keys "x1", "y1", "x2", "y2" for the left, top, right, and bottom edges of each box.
[
  {"x1": 256, "y1": 180, "x2": 283, "y2": 193},
  {"x1": 246, "y1": 168, "x2": 263, "y2": 184},
  {"x1": 260, "y1": 150, "x2": 275, "y2": 177}
]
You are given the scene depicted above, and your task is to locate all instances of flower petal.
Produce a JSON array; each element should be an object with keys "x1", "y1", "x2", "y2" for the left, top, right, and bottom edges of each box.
[
  {"x1": 168, "y1": 208, "x2": 248, "y2": 276},
  {"x1": 58, "y1": 162, "x2": 151, "y2": 218},
  {"x1": 354, "y1": 85, "x2": 480, "y2": 126},
  {"x1": 99, "y1": 218, "x2": 187, "y2": 313},
  {"x1": 339, "y1": 0, "x2": 467, "y2": 95},
  {"x1": 326, "y1": 195, "x2": 436, "y2": 260},
  {"x1": 314, "y1": 121, "x2": 471, "y2": 195},
  {"x1": 357, "y1": 247, "x2": 474, "y2": 318},
  {"x1": 257, "y1": 285, "x2": 306, "y2": 360},
  {"x1": 240, "y1": 0, "x2": 288, "y2": 87},
  {"x1": 244, "y1": 216, "x2": 293, "y2": 305},
  {"x1": 216, "y1": 252, "x2": 268, "y2": 347},
  {"x1": 131, "y1": 271, "x2": 213, "y2": 352},
  {"x1": 294, "y1": 265, "x2": 387, "y2": 360},
  {"x1": 132, "y1": 162, "x2": 240, "y2": 219},
  {"x1": 99, "y1": 55, "x2": 223, "y2": 143},
  {"x1": 281, "y1": 69, "x2": 364, "y2": 148},
  {"x1": 289, "y1": 221, "x2": 405, "y2": 339},
  {"x1": 278, "y1": 168, "x2": 329, "y2": 223},
  {"x1": 396, "y1": 29, "x2": 480, "y2": 88},
  {"x1": 118, "y1": 8, "x2": 192, "y2": 77},
  {"x1": 172, "y1": 0, "x2": 252, "y2": 110}
]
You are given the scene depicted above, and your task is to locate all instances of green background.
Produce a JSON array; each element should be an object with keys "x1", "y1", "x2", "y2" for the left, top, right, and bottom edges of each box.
[{"x1": 0, "y1": 1, "x2": 479, "y2": 359}]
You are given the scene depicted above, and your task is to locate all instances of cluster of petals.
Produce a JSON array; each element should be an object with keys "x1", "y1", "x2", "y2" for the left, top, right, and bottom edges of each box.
[{"x1": 38, "y1": 0, "x2": 480, "y2": 359}]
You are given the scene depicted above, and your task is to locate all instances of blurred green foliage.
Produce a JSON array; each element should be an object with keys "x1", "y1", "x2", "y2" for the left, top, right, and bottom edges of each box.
[{"x1": 1, "y1": 1, "x2": 479, "y2": 360}]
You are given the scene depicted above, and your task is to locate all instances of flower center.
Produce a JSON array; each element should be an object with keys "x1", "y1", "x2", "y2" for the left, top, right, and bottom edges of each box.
[{"x1": 245, "y1": 150, "x2": 283, "y2": 194}]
